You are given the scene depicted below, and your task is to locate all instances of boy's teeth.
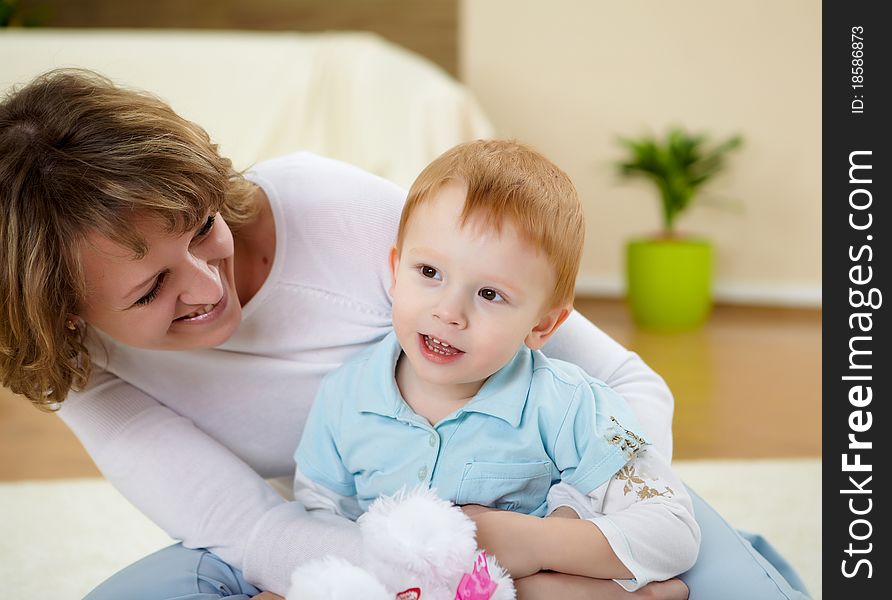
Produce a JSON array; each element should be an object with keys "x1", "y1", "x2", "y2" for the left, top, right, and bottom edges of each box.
[{"x1": 424, "y1": 335, "x2": 459, "y2": 355}]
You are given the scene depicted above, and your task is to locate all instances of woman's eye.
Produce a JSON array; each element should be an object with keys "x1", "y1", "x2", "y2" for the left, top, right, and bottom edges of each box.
[
  {"x1": 134, "y1": 271, "x2": 168, "y2": 306},
  {"x1": 419, "y1": 265, "x2": 441, "y2": 280},
  {"x1": 478, "y1": 288, "x2": 504, "y2": 302},
  {"x1": 194, "y1": 214, "x2": 216, "y2": 239}
]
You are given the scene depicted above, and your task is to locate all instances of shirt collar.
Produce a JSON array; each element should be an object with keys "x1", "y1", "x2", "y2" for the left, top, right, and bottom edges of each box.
[
  {"x1": 355, "y1": 331, "x2": 406, "y2": 418},
  {"x1": 460, "y1": 348, "x2": 531, "y2": 427},
  {"x1": 355, "y1": 331, "x2": 532, "y2": 428}
]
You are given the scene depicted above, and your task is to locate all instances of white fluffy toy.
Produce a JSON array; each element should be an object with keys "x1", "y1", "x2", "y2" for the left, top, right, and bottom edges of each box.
[{"x1": 287, "y1": 486, "x2": 516, "y2": 600}]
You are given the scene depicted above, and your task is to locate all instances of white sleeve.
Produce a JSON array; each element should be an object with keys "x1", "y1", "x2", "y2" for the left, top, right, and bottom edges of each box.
[
  {"x1": 542, "y1": 311, "x2": 675, "y2": 459},
  {"x1": 293, "y1": 465, "x2": 364, "y2": 521},
  {"x1": 546, "y1": 449, "x2": 700, "y2": 591},
  {"x1": 58, "y1": 370, "x2": 363, "y2": 594}
]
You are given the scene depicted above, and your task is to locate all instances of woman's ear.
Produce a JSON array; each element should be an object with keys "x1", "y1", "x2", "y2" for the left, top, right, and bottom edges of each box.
[
  {"x1": 525, "y1": 305, "x2": 572, "y2": 350},
  {"x1": 65, "y1": 314, "x2": 83, "y2": 331},
  {"x1": 388, "y1": 246, "x2": 400, "y2": 297}
]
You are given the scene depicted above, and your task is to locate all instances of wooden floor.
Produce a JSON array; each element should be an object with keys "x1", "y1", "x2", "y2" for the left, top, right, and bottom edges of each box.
[
  {"x1": 0, "y1": 298, "x2": 821, "y2": 481},
  {"x1": 573, "y1": 299, "x2": 821, "y2": 460}
]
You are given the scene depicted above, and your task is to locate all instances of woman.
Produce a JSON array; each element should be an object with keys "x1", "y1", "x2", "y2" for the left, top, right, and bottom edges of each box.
[{"x1": 0, "y1": 70, "x2": 807, "y2": 599}]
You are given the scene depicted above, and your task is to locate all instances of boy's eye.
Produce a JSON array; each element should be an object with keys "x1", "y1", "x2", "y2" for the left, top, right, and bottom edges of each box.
[
  {"x1": 478, "y1": 288, "x2": 504, "y2": 302},
  {"x1": 419, "y1": 265, "x2": 441, "y2": 280}
]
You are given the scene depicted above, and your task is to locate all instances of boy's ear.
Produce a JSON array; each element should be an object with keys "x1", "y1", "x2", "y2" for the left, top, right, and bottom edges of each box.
[
  {"x1": 525, "y1": 304, "x2": 572, "y2": 350},
  {"x1": 388, "y1": 246, "x2": 400, "y2": 296}
]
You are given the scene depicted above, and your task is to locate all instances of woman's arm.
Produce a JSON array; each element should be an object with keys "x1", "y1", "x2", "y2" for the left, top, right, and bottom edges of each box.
[
  {"x1": 59, "y1": 370, "x2": 363, "y2": 595},
  {"x1": 543, "y1": 311, "x2": 674, "y2": 458}
]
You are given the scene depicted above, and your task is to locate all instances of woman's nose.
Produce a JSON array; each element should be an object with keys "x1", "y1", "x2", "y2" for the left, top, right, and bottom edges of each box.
[{"x1": 178, "y1": 257, "x2": 224, "y2": 306}]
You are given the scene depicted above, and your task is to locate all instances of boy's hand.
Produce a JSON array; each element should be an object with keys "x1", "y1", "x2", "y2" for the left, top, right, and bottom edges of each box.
[{"x1": 461, "y1": 506, "x2": 545, "y2": 578}]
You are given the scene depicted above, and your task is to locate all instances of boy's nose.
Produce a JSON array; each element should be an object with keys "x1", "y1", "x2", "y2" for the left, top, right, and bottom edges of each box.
[{"x1": 432, "y1": 296, "x2": 467, "y2": 329}]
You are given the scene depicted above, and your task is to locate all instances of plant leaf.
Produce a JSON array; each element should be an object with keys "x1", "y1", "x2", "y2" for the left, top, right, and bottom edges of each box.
[{"x1": 615, "y1": 128, "x2": 743, "y2": 233}]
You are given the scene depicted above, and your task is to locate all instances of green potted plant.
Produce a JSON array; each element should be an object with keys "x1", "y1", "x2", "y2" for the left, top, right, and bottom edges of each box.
[{"x1": 616, "y1": 127, "x2": 742, "y2": 330}]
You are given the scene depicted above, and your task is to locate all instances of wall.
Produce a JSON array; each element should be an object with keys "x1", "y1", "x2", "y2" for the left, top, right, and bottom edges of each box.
[{"x1": 460, "y1": 0, "x2": 821, "y2": 305}]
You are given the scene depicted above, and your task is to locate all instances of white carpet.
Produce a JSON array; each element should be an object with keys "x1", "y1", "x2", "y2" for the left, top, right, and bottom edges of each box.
[{"x1": 0, "y1": 459, "x2": 820, "y2": 599}]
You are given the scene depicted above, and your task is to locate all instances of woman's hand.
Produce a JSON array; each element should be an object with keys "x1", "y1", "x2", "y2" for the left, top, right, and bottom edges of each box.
[
  {"x1": 515, "y1": 572, "x2": 689, "y2": 600},
  {"x1": 251, "y1": 593, "x2": 284, "y2": 600}
]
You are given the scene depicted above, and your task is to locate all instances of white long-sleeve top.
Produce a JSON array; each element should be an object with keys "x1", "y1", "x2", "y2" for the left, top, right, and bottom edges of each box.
[{"x1": 57, "y1": 152, "x2": 675, "y2": 594}]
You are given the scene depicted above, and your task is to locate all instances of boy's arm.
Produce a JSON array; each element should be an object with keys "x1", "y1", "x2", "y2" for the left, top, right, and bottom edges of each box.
[
  {"x1": 293, "y1": 466, "x2": 363, "y2": 521},
  {"x1": 470, "y1": 451, "x2": 699, "y2": 585},
  {"x1": 292, "y1": 377, "x2": 360, "y2": 517},
  {"x1": 466, "y1": 505, "x2": 630, "y2": 580},
  {"x1": 545, "y1": 449, "x2": 700, "y2": 590},
  {"x1": 514, "y1": 573, "x2": 690, "y2": 600},
  {"x1": 543, "y1": 311, "x2": 675, "y2": 458}
]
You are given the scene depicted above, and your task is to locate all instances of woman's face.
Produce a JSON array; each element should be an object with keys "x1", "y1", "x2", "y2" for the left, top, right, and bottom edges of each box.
[{"x1": 77, "y1": 211, "x2": 242, "y2": 351}]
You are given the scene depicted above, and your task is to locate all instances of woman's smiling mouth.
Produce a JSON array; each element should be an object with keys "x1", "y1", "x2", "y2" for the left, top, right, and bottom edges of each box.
[
  {"x1": 179, "y1": 303, "x2": 215, "y2": 320},
  {"x1": 172, "y1": 286, "x2": 229, "y2": 325}
]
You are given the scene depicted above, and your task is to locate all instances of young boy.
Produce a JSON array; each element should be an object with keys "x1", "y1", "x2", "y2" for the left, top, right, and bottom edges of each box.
[{"x1": 293, "y1": 140, "x2": 699, "y2": 590}]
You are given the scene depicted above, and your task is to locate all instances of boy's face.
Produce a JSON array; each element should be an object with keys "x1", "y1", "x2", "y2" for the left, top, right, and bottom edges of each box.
[{"x1": 389, "y1": 183, "x2": 568, "y2": 392}]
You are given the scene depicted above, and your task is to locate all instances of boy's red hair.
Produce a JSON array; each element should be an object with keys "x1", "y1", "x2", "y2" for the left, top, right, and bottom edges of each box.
[{"x1": 397, "y1": 139, "x2": 584, "y2": 308}]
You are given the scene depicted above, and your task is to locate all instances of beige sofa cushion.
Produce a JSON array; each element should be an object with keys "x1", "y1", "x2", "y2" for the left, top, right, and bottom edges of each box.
[{"x1": 0, "y1": 29, "x2": 493, "y2": 187}]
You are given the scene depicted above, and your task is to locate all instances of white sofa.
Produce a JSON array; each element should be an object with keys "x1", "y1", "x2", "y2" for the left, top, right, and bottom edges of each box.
[{"x1": 0, "y1": 29, "x2": 493, "y2": 187}]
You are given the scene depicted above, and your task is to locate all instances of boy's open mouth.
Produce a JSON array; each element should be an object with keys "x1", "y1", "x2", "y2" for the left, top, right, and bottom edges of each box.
[{"x1": 421, "y1": 334, "x2": 464, "y2": 357}]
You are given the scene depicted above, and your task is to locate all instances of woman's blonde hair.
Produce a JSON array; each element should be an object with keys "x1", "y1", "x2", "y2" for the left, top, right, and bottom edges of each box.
[
  {"x1": 397, "y1": 139, "x2": 585, "y2": 309},
  {"x1": 0, "y1": 69, "x2": 258, "y2": 410}
]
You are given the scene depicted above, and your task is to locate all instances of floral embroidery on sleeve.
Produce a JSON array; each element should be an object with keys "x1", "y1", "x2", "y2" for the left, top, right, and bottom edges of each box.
[
  {"x1": 615, "y1": 464, "x2": 675, "y2": 499},
  {"x1": 605, "y1": 416, "x2": 648, "y2": 460}
]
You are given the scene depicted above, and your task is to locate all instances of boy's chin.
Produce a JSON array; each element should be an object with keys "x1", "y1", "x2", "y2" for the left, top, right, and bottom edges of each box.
[
  {"x1": 413, "y1": 366, "x2": 465, "y2": 386},
  {"x1": 412, "y1": 362, "x2": 494, "y2": 390}
]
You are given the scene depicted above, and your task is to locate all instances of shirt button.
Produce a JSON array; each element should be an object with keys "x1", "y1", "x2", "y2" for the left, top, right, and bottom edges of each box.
[
  {"x1": 418, "y1": 466, "x2": 428, "y2": 481},
  {"x1": 428, "y1": 433, "x2": 437, "y2": 447}
]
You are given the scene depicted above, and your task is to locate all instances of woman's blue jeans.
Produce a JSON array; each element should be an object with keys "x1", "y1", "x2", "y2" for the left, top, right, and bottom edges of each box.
[{"x1": 84, "y1": 488, "x2": 811, "y2": 599}]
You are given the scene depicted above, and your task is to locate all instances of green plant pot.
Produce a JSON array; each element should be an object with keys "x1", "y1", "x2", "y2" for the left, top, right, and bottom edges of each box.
[{"x1": 626, "y1": 238, "x2": 713, "y2": 331}]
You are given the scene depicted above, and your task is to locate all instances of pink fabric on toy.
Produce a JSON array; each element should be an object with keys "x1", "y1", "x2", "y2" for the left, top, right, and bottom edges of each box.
[{"x1": 454, "y1": 551, "x2": 499, "y2": 600}]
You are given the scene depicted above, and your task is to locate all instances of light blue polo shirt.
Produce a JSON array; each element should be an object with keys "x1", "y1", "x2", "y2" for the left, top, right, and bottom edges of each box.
[{"x1": 295, "y1": 331, "x2": 649, "y2": 517}]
